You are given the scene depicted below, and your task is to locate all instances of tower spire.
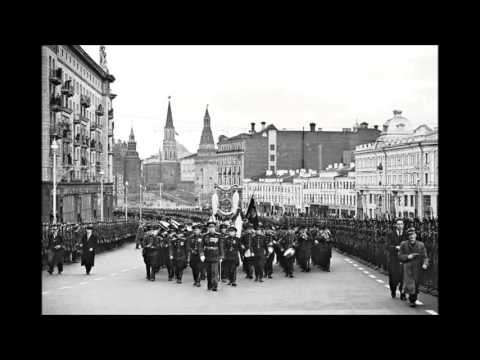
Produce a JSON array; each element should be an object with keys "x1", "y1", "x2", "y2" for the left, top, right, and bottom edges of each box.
[
  {"x1": 165, "y1": 96, "x2": 174, "y2": 129},
  {"x1": 199, "y1": 104, "x2": 215, "y2": 151}
]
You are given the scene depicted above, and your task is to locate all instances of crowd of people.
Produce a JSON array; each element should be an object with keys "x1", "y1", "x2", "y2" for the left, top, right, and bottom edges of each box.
[{"x1": 42, "y1": 212, "x2": 434, "y2": 309}]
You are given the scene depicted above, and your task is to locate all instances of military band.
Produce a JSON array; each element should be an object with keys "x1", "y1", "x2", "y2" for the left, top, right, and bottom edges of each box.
[{"x1": 42, "y1": 214, "x2": 433, "y2": 310}]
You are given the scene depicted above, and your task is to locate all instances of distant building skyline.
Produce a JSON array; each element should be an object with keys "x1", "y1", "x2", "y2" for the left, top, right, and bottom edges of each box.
[{"x1": 81, "y1": 45, "x2": 438, "y2": 159}]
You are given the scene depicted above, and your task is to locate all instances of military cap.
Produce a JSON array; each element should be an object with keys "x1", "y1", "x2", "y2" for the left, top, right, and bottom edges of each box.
[
  {"x1": 219, "y1": 223, "x2": 228, "y2": 229},
  {"x1": 228, "y1": 226, "x2": 237, "y2": 232},
  {"x1": 246, "y1": 222, "x2": 254, "y2": 229},
  {"x1": 86, "y1": 225, "x2": 93, "y2": 230},
  {"x1": 406, "y1": 227, "x2": 416, "y2": 235},
  {"x1": 192, "y1": 223, "x2": 201, "y2": 230},
  {"x1": 207, "y1": 220, "x2": 216, "y2": 227},
  {"x1": 177, "y1": 232, "x2": 185, "y2": 237}
]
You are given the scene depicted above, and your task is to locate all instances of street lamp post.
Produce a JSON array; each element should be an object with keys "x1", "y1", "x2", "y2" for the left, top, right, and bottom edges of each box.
[
  {"x1": 51, "y1": 139, "x2": 59, "y2": 224},
  {"x1": 99, "y1": 170, "x2": 104, "y2": 222},
  {"x1": 139, "y1": 184, "x2": 144, "y2": 221},
  {"x1": 125, "y1": 181, "x2": 129, "y2": 221}
]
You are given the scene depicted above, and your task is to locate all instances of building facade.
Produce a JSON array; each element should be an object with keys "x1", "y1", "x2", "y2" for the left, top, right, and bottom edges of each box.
[
  {"x1": 355, "y1": 110, "x2": 438, "y2": 219},
  {"x1": 180, "y1": 153, "x2": 197, "y2": 182},
  {"x1": 42, "y1": 45, "x2": 116, "y2": 223},
  {"x1": 195, "y1": 106, "x2": 217, "y2": 208},
  {"x1": 217, "y1": 121, "x2": 380, "y2": 188}
]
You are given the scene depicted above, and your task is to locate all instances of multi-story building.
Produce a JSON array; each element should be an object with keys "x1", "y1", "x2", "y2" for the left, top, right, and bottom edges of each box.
[
  {"x1": 112, "y1": 139, "x2": 127, "y2": 207},
  {"x1": 217, "y1": 121, "x2": 380, "y2": 187},
  {"x1": 178, "y1": 153, "x2": 197, "y2": 193},
  {"x1": 42, "y1": 45, "x2": 116, "y2": 223},
  {"x1": 355, "y1": 110, "x2": 438, "y2": 219},
  {"x1": 243, "y1": 163, "x2": 357, "y2": 218},
  {"x1": 242, "y1": 170, "x2": 304, "y2": 215},
  {"x1": 143, "y1": 154, "x2": 161, "y2": 191},
  {"x1": 195, "y1": 106, "x2": 217, "y2": 208},
  {"x1": 124, "y1": 127, "x2": 142, "y2": 199}
]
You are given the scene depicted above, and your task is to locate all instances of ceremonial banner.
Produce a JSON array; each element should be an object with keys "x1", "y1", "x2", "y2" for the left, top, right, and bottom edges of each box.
[{"x1": 211, "y1": 185, "x2": 242, "y2": 218}]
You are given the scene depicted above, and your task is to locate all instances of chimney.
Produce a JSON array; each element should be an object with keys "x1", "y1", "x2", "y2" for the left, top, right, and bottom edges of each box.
[
  {"x1": 309, "y1": 122, "x2": 316, "y2": 132},
  {"x1": 393, "y1": 110, "x2": 402, "y2": 117},
  {"x1": 317, "y1": 127, "x2": 322, "y2": 131},
  {"x1": 373, "y1": 125, "x2": 378, "y2": 130},
  {"x1": 261, "y1": 121, "x2": 266, "y2": 131},
  {"x1": 250, "y1": 122, "x2": 256, "y2": 133}
]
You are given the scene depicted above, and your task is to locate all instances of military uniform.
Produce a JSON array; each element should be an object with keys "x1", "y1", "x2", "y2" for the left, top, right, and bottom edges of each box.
[
  {"x1": 161, "y1": 231, "x2": 175, "y2": 280},
  {"x1": 387, "y1": 225, "x2": 406, "y2": 298},
  {"x1": 223, "y1": 226, "x2": 241, "y2": 286},
  {"x1": 240, "y1": 225, "x2": 255, "y2": 279},
  {"x1": 264, "y1": 229, "x2": 276, "y2": 278},
  {"x1": 252, "y1": 229, "x2": 269, "y2": 282},
  {"x1": 47, "y1": 227, "x2": 65, "y2": 274},
  {"x1": 278, "y1": 230, "x2": 296, "y2": 277},
  {"x1": 219, "y1": 224, "x2": 229, "y2": 282},
  {"x1": 317, "y1": 227, "x2": 332, "y2": 271},
  {"x1": 135, "y1": 225, "x2": 145, "y2": 249},
  {"x1": 169, "y1": 233, "x2": 190, "y2": 283},
  {"x1": 203, "y1": 223, "x2": 224, "y2": 291},
  {"x1": 188, "y1": 225, "x2": 205, "y2": 287},
  {"x1": 143, "y1": 230, "x2": 161, "y2": 281},
  {"x1": 296, "y1": 228, "x2": 313, "y2": 272}
]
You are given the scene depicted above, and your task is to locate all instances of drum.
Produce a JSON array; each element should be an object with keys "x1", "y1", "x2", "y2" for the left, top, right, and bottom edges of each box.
[
  {"x1": 284, "y1": 247, "x2": 295, "y2": 258},
  {"x1": 244, "y1": 249, "x2": 252, "y2": 258}
]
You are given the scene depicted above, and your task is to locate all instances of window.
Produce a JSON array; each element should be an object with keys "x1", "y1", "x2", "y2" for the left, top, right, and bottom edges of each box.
[
  {"x1": 270, "y1": 144, "x2": 275, "y2": 151},
  {"x1": 369, "y1": 194, "x2": 372, "y2": 204},
  {"x1": 410, "y1": 195, "x2": 415, "y2": 207},
  {"x1": 425, "y1": 173, "x2": 428, "y2": 184},
  {"x1": 270, "y1": 154, "x2": 275, "y2": 161},
  {"x1": 404, "y1": 195, "x2": 408, "y2": 207}
]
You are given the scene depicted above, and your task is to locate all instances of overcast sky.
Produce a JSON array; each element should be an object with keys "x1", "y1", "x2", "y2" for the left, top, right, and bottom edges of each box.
[{"x1": 82, "y1": 45, "x2": 438, "y2": 160}]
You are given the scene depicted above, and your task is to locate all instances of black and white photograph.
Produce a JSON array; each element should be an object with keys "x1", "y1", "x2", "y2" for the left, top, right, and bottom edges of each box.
[{"x1": 41, "y1": 45, "x2": 438, "y2": 315}]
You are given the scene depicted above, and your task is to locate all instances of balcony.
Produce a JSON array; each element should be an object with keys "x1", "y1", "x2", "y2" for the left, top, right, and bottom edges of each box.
[
  {"x1": 74, "y1": 113, "x2": 89, "y2": 124},
  {"x1": 90, "y1": 140, "x2": 96, "y2": 150},
  {"x1": 90, "y1": 122, "x2": 97, "y2": 131},
  {"x1": 108, "y1": 108, "x2": 114, "y2": 120},
  {"x1": 95, "y1": 105, "x2": 104, "y2": 116},
  {"x1": 49, "y1": 68, "x2": 62, "y2": 85},
  {"x1": 80, "y1": 95, "x2": 91, "y2": 108},
  {"x1": 50, "y1": 124, "x2": 62, "y2": 138},
  {"x1": 61, "y1": 81, "x2": 74, "y2": 97},
  {"x1": 60, "y1": 105, "x2": 73, "y2": 115},
  {"x1": 108, "y1": 128, "x2": 113, "y2": 137},
  {"x1": 109, "y1": 92, "x2": 117, "y2": 100},
  {"x1": 74, "y1": 135, "x2": 81, "y2": 147},
  {"x1": 108, "y1": 150, "x2": 114, "y2": 155},
  {"x1": 50, "y1": 95, "x2": 62, "y2": 112}
]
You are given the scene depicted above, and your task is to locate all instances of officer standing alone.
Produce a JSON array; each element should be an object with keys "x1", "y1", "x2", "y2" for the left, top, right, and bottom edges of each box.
[{"x1": 223, "y1": 226, "x2": 241, "y2": 286}]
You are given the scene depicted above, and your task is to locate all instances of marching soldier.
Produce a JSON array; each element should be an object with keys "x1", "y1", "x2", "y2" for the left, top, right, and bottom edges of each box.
[
  {"x1": 316, "y1": 224, "x2": 332, "y2": 272},
  {"x1": 188, "y1": 224, "x2": 205, "y2": 287},
  {"x1": 296, "y1": 226, "x2": 312, "y2": 272},
  {"x1": 169, "y1": 231, "x2": 190, "y2": 284},
  {"x1": 80, "y1": 225, "x2": 98, "y2": 275},
  {"x1": 143, "y1": 227, "x2": 162, "y2": 281},
  {"x1": 240, "y1": 223, "x2": 255, "y2": 279},
  {"x1": 264, "y1": 227, "x2": 276, "y2": 279},
  {"x1": 163, "y1": 229, "x2": 176, "y2": 281},
  {"x1": 278, "y1": 229, "x2": 296, "y2": 278},
  {"x1": 203, "y1": 221, "x2": 224, "y2": 291},
  {"x1": 47, "y1": 224, "x2": 65, "y2": 275},
  {"x1": 135, "y1": 223, "x2": 145, "y2": 250},
  {"x1": 387, "y1": 218, "x2": 407, "y2": 300},
  {"x1": 252, "y1": 226, "x2": 269, "y2": 282},
  {"x1": 398, "y1": 227, "x2": 429, "y2": 307},
  {"x1": 219, "y1": 223, "x2": 229, "y2": 283},
  {"x1": 223, "y1": 226, "x2": 241, "y2": 286}
]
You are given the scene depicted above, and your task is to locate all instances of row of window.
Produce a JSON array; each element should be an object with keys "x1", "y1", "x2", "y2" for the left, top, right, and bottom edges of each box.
[
  {"x1": 219, "y1": 142, "x2": 244, "y2": 152},
  {"x1": 305, "y1": 194, "x2": 356, "y2": 207},
  {"x1": 303, "y1": 180, "x2": 354, "y2": 190},
  {"x1": 58, "y1": 47, "x2": 103, "y2": 92},
  {"x1": 357, "y1": 172, "x2": 432, "y2": 186},
  {"x1": 357, "y1": 151, "x2": 433, "y2": 170}
]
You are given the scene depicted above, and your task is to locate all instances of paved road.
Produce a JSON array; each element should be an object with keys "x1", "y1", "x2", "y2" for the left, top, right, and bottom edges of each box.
[{"x1": 42, "y1": 243, "x2": 438, "y2": 315}]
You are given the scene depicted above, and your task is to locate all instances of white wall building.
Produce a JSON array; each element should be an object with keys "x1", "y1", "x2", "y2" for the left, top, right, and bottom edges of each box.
[{"x1": 355, "y1": 110, "x2": 438, "y2": 219}]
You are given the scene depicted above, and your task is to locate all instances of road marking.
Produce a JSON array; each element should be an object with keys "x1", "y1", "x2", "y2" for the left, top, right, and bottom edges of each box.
[
  {"x1": 79, "y1": 282, "x2": 88, "y2": 285},
  {"x1": 368, "y1": 274, "x2": 376, "y2": 278},
  {"x1": 94, "y1": 278, "x2": 103, "y2": 281},
  {"x1": 121, "y1": 269, "x2": 129, "y2": 272},
  {"x1": 58, "y1": 286, "x2": 72, "y2": 290},
  {"x1": 376, "y1": 279, "x2": 384, "y2": 283},
  {"x1": 42, "y1": 291, "x2": 49, "y2": 295},
  {"x1": 345, "y1": 257, "x2": 350, "y2": 261},
  {"x1": 416, "y1": 300, "x2": 424, "y2": 305},
  {"x1": 425, "y1": 310, "x2": 438, "y2": 315},
  {"x1": 352, "y1": 264, "x2": 358, "y2": 267},
  {"x1": 363, "y1": 271, "x2": 370, "y2": 274},
  {"x1": 111, "y1": 273, "x2": 118, "y2": 276},
  {"x1": 384, "y1": 285, "x2": 390, "y2": 289},
  {"x1": 358, "y1": 267, "x2": 364, "y2": 270}
]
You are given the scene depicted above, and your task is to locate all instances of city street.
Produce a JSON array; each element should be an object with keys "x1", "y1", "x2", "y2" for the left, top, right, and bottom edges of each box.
[{"x1": 42, "y1": 242, "x2": 438, "y2": 315}]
